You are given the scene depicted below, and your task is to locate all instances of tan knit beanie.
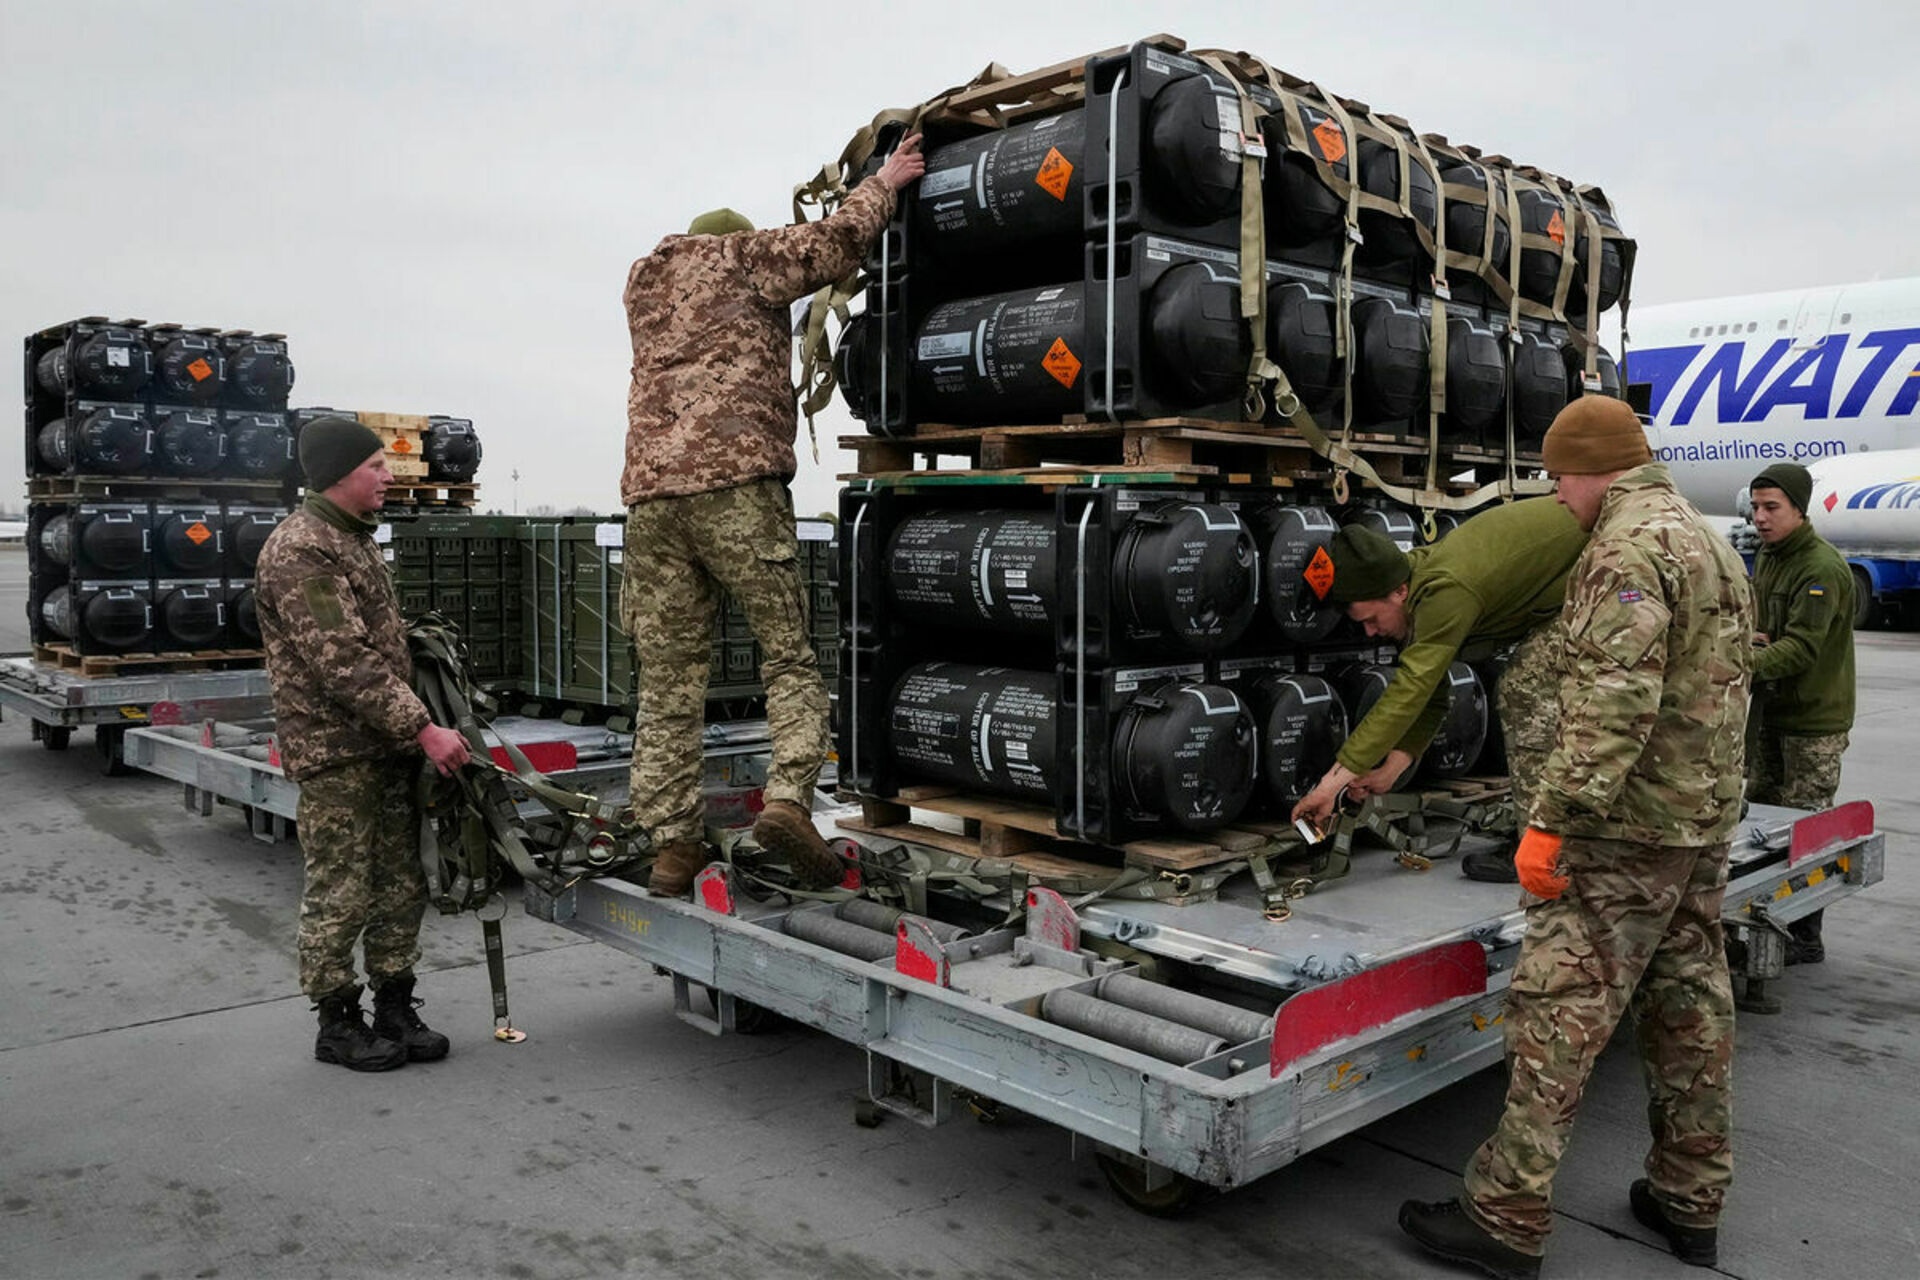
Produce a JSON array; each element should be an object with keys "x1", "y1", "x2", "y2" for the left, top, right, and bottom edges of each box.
[{"x1": 1540, "y1": 395, "x2": 1652, "y2": 475}]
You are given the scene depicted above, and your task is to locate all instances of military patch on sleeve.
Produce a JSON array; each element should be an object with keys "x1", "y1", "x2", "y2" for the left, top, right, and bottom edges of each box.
[
  {"x1": 1617, "y1": 588, "x2": 1643, "y2": 604},
  {"x1": 1808, "y1": 583, "x2": 1827, "y2": 597},
  {"x1": 301, "y1": 578, "x2": 347, "y2": 631}
]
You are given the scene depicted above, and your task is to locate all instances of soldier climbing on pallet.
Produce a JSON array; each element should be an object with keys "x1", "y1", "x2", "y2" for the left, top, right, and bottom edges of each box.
[
  {"x1": 1289, "y1": 496, "x2": 1588, "y2": 882},
  {"x1": 618, "y1": 132, "x2": 925, "y2": 897}
]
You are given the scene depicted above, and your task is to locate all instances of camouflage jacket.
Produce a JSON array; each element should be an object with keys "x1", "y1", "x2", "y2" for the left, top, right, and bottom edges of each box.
[
  {"x1": 254, "y1": 495, "x2": 430, "y2": 781},
  {"x1": 619, "y1": 176, "x2": 897, "y2": 505},
  {"x1": 1531, "y1": 464, "x2": 1754, "y2": 845},
  {"x1": 1337, "y1": 497, "x2": 1586, "y2": 773}
]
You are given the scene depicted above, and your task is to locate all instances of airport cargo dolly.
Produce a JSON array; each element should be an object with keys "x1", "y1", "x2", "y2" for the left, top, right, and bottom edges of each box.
[
  {"x1": 0, "y1": 654, "x2": 272, "y2": 775},
  {"x1": 116, "y1": 712, "x2": 1883, "y2": 1211},
  {"x1": 520, "y1": 795, "x2": 1884, "y2": 1212}
]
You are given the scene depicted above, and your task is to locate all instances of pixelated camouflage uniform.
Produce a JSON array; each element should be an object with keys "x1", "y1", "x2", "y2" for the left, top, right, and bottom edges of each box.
[
  {"x1": 1495, "y1": 615, "x2": 1566, "y2": 827},
  {"x1": 617, "y1": 177, "x2": 895, "y2": 842},
  {"x1": 1462, "y1": 463, "x2": 1754, "y2": 1256},
  {"x1": 1335, "y1": 498, "x2": 1584, "y2": 807},
  {"x1": 255, "y1": 494, "x2": 433, "y2": 997}
]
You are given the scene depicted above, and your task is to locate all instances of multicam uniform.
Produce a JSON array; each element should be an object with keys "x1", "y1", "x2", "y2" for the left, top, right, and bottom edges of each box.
[
  {"x1": 255, "y1": 494, "x2": 433, "y2": 999},
  {"x1": 1462, "y1": 463, "x2": 1754, "y2": 1256},
  {"x1": 1334, "y1": 498, "x2": 1586, "y2": 819},
  {"x1": 619, "y1": 176, "x2": 897, "y2": 843}
]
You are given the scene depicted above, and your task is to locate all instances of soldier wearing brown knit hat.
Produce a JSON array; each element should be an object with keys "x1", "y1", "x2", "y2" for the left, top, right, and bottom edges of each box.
[{"x1": 1401, "y1": 393, "x2": 1753, "y2": 1277}]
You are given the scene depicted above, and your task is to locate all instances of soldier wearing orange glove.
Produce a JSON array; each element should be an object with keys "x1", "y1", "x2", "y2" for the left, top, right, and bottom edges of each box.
[{"x1": 1399, "y1": 395, "x2": 1754, "y2": 1279}]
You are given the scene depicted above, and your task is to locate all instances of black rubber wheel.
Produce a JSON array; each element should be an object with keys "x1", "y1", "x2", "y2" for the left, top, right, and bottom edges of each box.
[
  {"x1": 705, "y1": 986, "x2": 779, "y2": 1035},
  {"x1": 1852, "y1": 566, "x2": 1879, "y2": 630},
  {"x1": 1094, "y1": 1153, "x2": 1205, "y2": 1217},
  {"x1": 39, "y1": 725, "x2": 73, "y2": 751},
  {"x1": 95, "y1": 726, "x2": 131, "y2": 777}
]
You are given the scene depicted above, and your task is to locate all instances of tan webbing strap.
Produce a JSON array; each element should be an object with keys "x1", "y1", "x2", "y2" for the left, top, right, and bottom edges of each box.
[
  {"x1": 1407, "y1": 130, "x2": 1450, "y2": 512},
  {"x1": 1195, "y1": 52, "x2": 1285, "y2": 420}
]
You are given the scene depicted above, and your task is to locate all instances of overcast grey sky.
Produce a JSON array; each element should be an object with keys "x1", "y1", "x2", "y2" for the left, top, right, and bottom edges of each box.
[{"x1": 5, "y1": 1, "x2": 1917, "y2": 519}]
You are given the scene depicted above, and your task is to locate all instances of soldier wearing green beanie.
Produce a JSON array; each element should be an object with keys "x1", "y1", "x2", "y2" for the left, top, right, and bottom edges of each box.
[
  {"x1": 619, "y1": 133, "x2": 926, "y2": 899},
  {"x1": 1294, "y1": 499, "x2": 1587, "y2": 890},
  {"x1": 1745, "y1": 459, "x2": 1854, "y2": 971},
  {"x1": 254, "y1": 412, "x2": 474, "y2": 1072}
]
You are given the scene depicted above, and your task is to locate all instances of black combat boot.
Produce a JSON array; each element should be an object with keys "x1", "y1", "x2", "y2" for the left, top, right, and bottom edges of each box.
[
  {"x1": 1398, "y1": 1199, "x2": 1541, "y2": 1280},
  {"x1": 1630, "y1": 1179, "x2": 1719, "y2": 1267},
  {"x1": 1461, "y1": 845, "x2": 1520, "y2": 883},
  {"x1": 1785, "y1": 910, "x2": 1825, "y2": 965},
  {"x1": 314, "y1": 983, "x2": 407, "y2": 1072},
  {"x1": 371, "y1": 971, "x2": 451, "y2": 1062}
]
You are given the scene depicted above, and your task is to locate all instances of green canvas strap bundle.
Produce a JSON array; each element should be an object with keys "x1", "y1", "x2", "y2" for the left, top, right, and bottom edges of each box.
[{"x1": 407, "y1": 614, "x2": 650, "y2": 1038}]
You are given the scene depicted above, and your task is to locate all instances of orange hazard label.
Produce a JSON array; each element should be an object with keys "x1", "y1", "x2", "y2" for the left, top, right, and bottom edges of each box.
[
  {"x1": 390, "y1": 437, "x2": 414, "y2": 454},
  {"x1": 1546, "y1": 209, "x2": 1566, "y2": 245},
  {"x1": 1303, "y1": 545, "x2": 1336, "y2": 600},
  {"x1": 1035, "y1": 147, "x2": 1074, "y2": 201},
  {"x1": 1041, "y1": 337, "x2": 1081, "y2": 388},
  {"x1": 185, "y1": 521, "x2": 212, "y2": 545},
  {"x1": 1312, "y1": 120, "x2": 1346, "y2": 166},
  {"x1": 186, "y1": 357, "x2": 214, "y2": 382}
]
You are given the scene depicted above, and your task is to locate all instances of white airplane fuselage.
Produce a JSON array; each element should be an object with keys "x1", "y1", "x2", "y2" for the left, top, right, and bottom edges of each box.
[{"x1": 1623, "y1": 278, "x2": 1920, "y2": 515}]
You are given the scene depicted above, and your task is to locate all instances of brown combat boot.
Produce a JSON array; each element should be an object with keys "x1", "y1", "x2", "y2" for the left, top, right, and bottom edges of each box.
[
  {"x1": 751, "y1": 800, "x2": 843, "y2": 890},
  {"x1": 648, "y1": 838, "x2": 712, "y2": 898}
]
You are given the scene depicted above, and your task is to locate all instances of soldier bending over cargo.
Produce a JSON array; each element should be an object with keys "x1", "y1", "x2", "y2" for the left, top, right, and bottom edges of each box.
[
  {"x1": 1290, "y1": 498, "x2": 1587, "y2": 881},
  {"x1": 256, "y1": 416, "x2": 473, "y2": 1072},
  {"x1": 1745, "y1": 461, "x2": 1855, "y2": 967},
  {"x1": 619, "y1": 134, "x2": 925, "y2": 896},
  {"x1": 1399, "y1": 395, "x2": 1753, "y2": 1277}
]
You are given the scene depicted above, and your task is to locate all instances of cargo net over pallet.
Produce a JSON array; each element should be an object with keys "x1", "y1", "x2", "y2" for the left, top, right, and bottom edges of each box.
[
  {"x1": 803, "y1": 32, "x2": 1634, "y2": 517},
  {"x1": 835, "y1": 479, "x2": 1521, "y2": 903}
]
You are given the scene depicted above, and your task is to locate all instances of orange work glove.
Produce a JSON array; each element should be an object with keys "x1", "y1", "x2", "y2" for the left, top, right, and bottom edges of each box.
[{"x1": 1515, "y1": 828, "x2": 1569, "y2": 899}]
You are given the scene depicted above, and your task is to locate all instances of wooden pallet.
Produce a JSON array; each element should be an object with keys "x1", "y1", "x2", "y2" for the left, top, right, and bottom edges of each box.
[
  {"x1": 842, "y1": 785, "x2": 1275, "y2": 874},
  {"x1": 843, "y1": 418, "x2": 1542, "y2": 492},
  {"x1": 32, "y1": 644, "x2": 264, "y2": 677},
  {"x1": 384, "y1": 481, "x2": 479, "y2": 508},
  {"x1": 929, "y1": 33, "x2": 1186, "y2": 129},
  {"x1": 28, "y1": 475, "x2": 292, "y2": 502}
]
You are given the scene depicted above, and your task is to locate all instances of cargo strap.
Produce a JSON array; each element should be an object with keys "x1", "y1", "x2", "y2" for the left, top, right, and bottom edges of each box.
[
  {"x1": 1194, "y1": 53, "x2": 1285, "y2": 420},
  {"x1": 408, "y1": 615, "x2": 651, "y2": 1040}
]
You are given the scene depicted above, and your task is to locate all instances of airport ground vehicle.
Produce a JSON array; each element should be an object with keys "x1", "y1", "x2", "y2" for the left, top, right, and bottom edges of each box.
[
  {"x1": 116, "y1": 711, "x2": 1882, "y2": 1212},
  {"x1": 0, "y1": 654, "x2": 271, "y2": 775}
]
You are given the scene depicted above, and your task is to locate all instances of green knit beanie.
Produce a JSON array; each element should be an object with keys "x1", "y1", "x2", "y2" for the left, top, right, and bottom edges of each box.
[
  {"x1": 298, "y1": 416, "x2": 385, "y2": 492},
  {"x1": 687, "y1": 208, "x2": 754, "y2": 236},
  {"x1": 1326, "y1": 524, "x2": 1412, "y2": 605},
  {"x1": 1751, "y1": 461, "x2": 1813, "y2": 514}
]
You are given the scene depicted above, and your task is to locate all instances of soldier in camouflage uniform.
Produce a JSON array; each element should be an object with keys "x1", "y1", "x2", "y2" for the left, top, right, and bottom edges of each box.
[
  {"x1": 1400, "y1": 396, "x2": 1752, "y2": 1278},
  {"x1": 1291, "y1": 499, "x2": 1586, "y2": 884},
  {"x1": 256, "y1": 417, "x2": 472, "y2": 1072},
  {"x1": 1745, "y1": 461, "x2": 1855, "y2": 965},
  {"x1": 619, "y1": 135, "x2": 925, "y2": 897}
]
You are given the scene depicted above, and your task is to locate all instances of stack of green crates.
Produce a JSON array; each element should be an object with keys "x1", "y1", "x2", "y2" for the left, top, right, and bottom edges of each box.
[{"x1": 384, "y1": 513, "x2": 526, "y2": 684}]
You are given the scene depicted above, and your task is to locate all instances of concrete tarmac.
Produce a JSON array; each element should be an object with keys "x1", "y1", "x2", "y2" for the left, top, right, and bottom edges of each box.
[{"x1": 2, "y1": 545, "x2": 1918, "y2": 1279}]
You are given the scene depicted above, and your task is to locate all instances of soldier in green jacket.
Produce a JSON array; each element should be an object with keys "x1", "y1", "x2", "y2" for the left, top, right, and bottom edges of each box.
[
  {"x1": 1746, "y1": 461, "x2": 1856, "y2": 964},
  {"x1": 1290, "y1": 498, "x2": 1587, "y2": 881},
  {"x1": 1399, "y1": 395, "x2": 1753, "y2": 1278}
]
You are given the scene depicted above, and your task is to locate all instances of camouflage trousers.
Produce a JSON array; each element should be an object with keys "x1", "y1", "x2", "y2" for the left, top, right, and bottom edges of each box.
[
  {"x1": 621, "y1": 478, "x2": 831, "y2": 843},
  {"x1": 1746, "y1": 724, "x2": 1847, "y2": 811},
  {"x1": 1494, "y1": 617, "x2": 1567, "y2": 829},
  {"x1": 1462, "y1": 835, "x2": 1735, "y2": 1254},
  {"x1": 296, "y1": 757, "x2": 426, "y2": 998}
]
